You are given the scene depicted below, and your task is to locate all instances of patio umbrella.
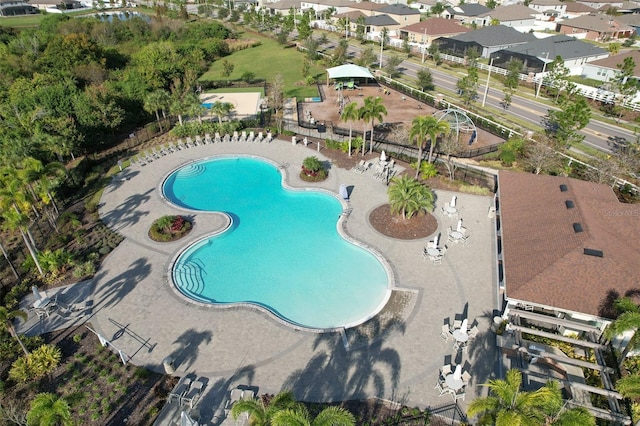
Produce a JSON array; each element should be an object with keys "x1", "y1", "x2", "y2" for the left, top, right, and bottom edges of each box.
[
  {"x1": 453, "y1": 364, "x2": 462, "y2": 381},
  {"x1": 380, "y1": 150, "x2": 387, "y2": 162},
  {"x1": 32, "y1": 286, "x2": 43, "y2": 302},
  {"x1": 450, "y1": 195, "x2": 456, "y2": 207},
  {"x1": 457, "y1": 219, "x2": 463, "y2": 232},
  {"x1": 434, "y1": 233, "x2": 439, "y2": 247},
  {"x1": 339, "y1": 184, "x2": 349, "y2": 200},
  {"x1": 460, "y1": 319, "x2": 468, "y2": 334}
]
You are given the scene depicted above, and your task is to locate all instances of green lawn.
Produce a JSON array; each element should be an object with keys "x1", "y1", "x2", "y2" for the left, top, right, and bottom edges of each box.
[
  {"x1": 201, "y1": 33, "x2": 323, "y2": 100},
  {"x1": 0, "y1": 9, "x2": 95, "y2": 27},
  {"x1": 206, "y1": 87, "x2": 265, "y2": 95}
]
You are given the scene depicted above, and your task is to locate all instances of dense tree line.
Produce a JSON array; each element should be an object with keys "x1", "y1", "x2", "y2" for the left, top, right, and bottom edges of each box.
[{"x1": 0, "y1": 14, "x2": 232, "y2": 165}]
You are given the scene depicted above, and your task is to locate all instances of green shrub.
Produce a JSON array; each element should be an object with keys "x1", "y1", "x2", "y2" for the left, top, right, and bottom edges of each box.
[
  {"x1": 73, "y1": 261, "x2": 96, "y2": 279},
  {"x1": 72, "y1": 334, "x2": 83, "y2": 344},
  {"x1": 134, "y1": 367, "x2": 152, "y2": 380}
]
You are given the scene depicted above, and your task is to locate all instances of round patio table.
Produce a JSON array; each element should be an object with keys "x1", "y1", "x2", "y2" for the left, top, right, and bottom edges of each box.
[{"x1": 445, "y1": 374, "x2": 464, "y2": 391}]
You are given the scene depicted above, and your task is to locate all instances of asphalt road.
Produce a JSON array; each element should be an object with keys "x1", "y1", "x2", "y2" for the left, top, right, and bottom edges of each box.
[{"x1": 321, "y1": 39, "x2": 635, "y2": 153}]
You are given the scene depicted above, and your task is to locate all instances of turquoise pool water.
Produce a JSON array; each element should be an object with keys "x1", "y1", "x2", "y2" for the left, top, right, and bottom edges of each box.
[{"x1": 162, "y1": 157, "x2": 389, "y2": 329}]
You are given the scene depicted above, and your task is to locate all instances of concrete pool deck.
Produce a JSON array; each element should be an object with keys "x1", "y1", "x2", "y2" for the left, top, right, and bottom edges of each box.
[{"x1": 23, "y1": 138, "x2": 500, "y2": 424}]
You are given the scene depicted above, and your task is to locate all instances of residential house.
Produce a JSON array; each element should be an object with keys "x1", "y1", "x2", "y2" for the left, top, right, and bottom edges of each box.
[
  {"x1": 346, "y1": 1, "x2": 386, "y2": 17},
  {"x1": 618, "y1": 0, "x2": 640, "y2": 13},
  {"x1": 399, "y1": 17, "x2": 470, "y2": 47},
  {"x1": 28, "y1": 0, "x2": 81, "y2": 9},
  {"x1": 300, "y1": 0, "x2": 352, "y2": 19},
  {"x1": 264, "y1": 0, "x2": 300, "y2": 16},
  {"x1": 496, "y1": 170, "x2": 640, "y2": 334},
  {"x1": 556, "y1": 13, "x2": 634, "y2": 41},
  {"x1": 443, "y1": 3, "x2": 491, "y2": 24},
  {"x1": 617, "y1": 13, "x2": 640, "y2": 35},
  {"x1": 582, "y1": 50, "x2": 640, "y2": 83},
  {"x1": 564, "y1": 2, "x2": 598, "y2": 19},
  {"x1": 375, "y1": 3, "x2": 420, "y2": 27},
  {"x1": 528, "y1": 0, "x2": 566, "y2": 21},
  {"x1": 364, "y1": 14, "x2": 401, "y2": 35},
  {"x1": 0, "y1": 0, "x2": 38, "y2": 15},
  {"x1": 436, "y1": 25, "x2": 536, "y2": 58},
  {"x1": 575, "y1": 0, "x2": 623, "y2": 9},
  {"x1": 490, "y1": 34, "x2": 609, "y2": 74},
  {"x1": 475, "y1": 4, "x2": 538, "y2": 32},
  {"x1": 408, "y1": 0, "x2": 454, "y2": 14}
]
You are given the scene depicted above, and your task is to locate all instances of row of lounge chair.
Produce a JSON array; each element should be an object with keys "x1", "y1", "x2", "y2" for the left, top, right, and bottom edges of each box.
[
  {"x1": 168, "y1": 376, "x2": 206, "y2": 409},
  {"x1": 129, "y1": 131, "x2": 273, "y2": 167}
]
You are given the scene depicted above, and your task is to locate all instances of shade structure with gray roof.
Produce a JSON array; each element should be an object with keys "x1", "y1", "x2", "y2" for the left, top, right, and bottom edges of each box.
[
  {"x1": 497, "y1": 170, "x2": 640, "y2": 319},
  {"x1": 490, "y1": 34, "x2": 609, "y2": 73},
  {"x1": 436, "y1": 25, "x2": 535, "y2": 58}
]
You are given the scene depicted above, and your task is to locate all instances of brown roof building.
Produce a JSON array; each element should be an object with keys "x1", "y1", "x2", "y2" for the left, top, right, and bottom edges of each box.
[
  {"x1": 497, "y1": 170, "x2": 640, "y2": 319},
  {"x1": 556, "y1": 13, "x2": 635, "y2": 41},
  {"x1": 399, "y1": 17, "x2": 471, "y2": 45}
]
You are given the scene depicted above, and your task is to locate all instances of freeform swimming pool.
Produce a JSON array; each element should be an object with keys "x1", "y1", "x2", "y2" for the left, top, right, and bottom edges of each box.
[{"x1": 162, "y1": 156, "x2": 390, "y2": 330}]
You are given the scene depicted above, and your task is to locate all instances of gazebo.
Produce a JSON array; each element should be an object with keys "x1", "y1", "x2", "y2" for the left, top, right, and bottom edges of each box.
[{"x1": 325, "y1": 64, "x2": 376, "y2": 87}]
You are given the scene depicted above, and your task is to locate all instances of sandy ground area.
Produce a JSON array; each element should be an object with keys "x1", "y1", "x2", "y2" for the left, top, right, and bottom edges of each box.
[{"x1": 302, "y1": 84, "x2": 505, "y2": 149}]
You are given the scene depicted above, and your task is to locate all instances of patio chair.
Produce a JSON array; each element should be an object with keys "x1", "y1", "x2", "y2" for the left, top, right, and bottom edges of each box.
[
  {"x1": 181, "y1": 379, "x2": 205, "y2": 409},
  {"x1": 195, "y1": 135, "x2": 203, "y2": 146},
  {"x1": 441, "y1": 325, "x2": 451, "y2": 341},
  {"x1": 215, "y1": 132, "x2": 222, "y2": 143},
  {"x1": 205, "y1": 133, "x2": 213, "y2": 144},
  {"x1": 176, "y1": 139, "x2": 185, "y2": 150},
  {"x1": 185, "y1": 137, "x2": 194, "y2": 148},
  {"x1": 265, "y1": 131, "x2": 272, "y2": 142},
  {"x1": 432, "y1": 255, "x2": 443, "y2": 265},
  {"x1": 223, "y1": 133, "x2": 231, "y2": 143},
  {"x1": 453, "y1": 319, "x2": 462, "y2": 329},
  {"x1": 352, "y1": 160, "x2": 365, "y2": 173},
  {"x1": 224, "y1": 388, "x2": 244, "y2": 416},
  {"x1": 232, "y1": 131, "x2": 239, "y2": 142},
  {"x1": 440, "y1": 364, "x2": 452, "y2": 377},
  {"x1": 454, "y1": 390, "x2": 466, "y2": 401},
  {"x1": 240, "y1": 131, "x2": 247, "y2": 142},
  {"x1": 169, "y1": 377, "x2": 192, "y2": 404},
  {"x1": 248, "y1": 131, "x2": 255, "y2": 142},
  {"x1": 440, "y1": 246, "x2": 448, "y2": 256},
  {"x1": 150, "y1": 147, "x2": 162, "y2": 159},
  {"x1": 461, "y1": 371, "x2": 472, "y2": 385},
  {"x1": 435, "y1": 380, "x2": 448, "y2": 397},
  {"x1": 257, "y1": 131, "x2": 264, "y2": 142},
  {"x1": 143, "y1": 151, "x2": 155, "y2": 163},
  {"x1": 359, "y1": 162, "x2": 372, "y2": 174},
  {"x1": 129, "y1": 156, "x2": 139, "y2": 167},
  {"x1": 167, "y1": 141, "x2": 178, "y2": 152},
  {"x1": 468, "y1": 325, "x2": 479, "y2": 339}
]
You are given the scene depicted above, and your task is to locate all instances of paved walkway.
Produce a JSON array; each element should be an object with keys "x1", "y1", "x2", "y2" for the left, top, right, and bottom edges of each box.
[{"x1": 19, "y1": 138, "x2": 500, "y2": 425}]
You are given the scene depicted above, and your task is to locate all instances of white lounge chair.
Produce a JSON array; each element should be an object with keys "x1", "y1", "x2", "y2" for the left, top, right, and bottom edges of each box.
[
  {"x1": 224, "y1": 388, "x2": 243, "y2": 416},
  {"x1": 248, "y1": 131, "x2": 255, "y2": 142},
  {"x1": 205, "y1": 133, "x2": 212, "y2": 144},
  {"x1": 214, "y1": 132, "x2": 222, "y2": 143},
  {"x1": 195, "y1": 135, "x2": 203, "y2": 146},
  {"x1": 181, "y1": 379, "x2": 205, "y2": 409},
  {"x1": 240, "y1": 131, "x2": 247, "y2": 142},
  {"x1": 185, "y1": 137, "x2": 194, "y2": 148},
  {"x1": 257, "y1": 131, "x2": 264, "y2": 142},
  {"x1": 441, "y1": 325, "x2": 451, "y2": 341},
  {"x1": 352, "y1": 160, "x2": 365, "y2": 172},
  {"x1": 461, "y1": 371, "x2": 472, "y2": 384},
  {"x1": 169, "y1": 377, "x2": 192, "y2": 404},
  {"x1": 223, "y1": 133, "x2": 230, "y2": 143},
  {"x1": 265, "y1": 131, "x2": 272, "y2": 142},
  {"x1": 358, "y1": 162, "x2": 371, "y2": 174},
  {"x1": 232, "y1": 131, "x2": 239, "y2": 142},
  {"x1": 176, "y1": 139, "x2": 185, "y2": 150}
]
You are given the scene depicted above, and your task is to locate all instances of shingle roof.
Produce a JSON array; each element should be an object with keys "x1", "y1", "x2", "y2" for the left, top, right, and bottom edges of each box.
[
  {"x1": 401, "y1": 17, "x2": 471, "y2": 36},
  {"x1": 587, "y1": 50, "x2": 640, "y2": 75},
  {"x1": 530, "y1": 0, "x2": 564, "y2": 5},
  {"x1": 378, "y1": 3, "x2": 420, "y2": 15},
  {"x1": 445, "y1": 3, "x2": 492, "y2": 17},
  {"x1": 347, "y1": 2, "x2": 386, "y2": 12},
  {"x1": 366, "y1": 14, "x2": 399, "y2": 26},
  {"x1": 447, "y1": 25, "x2": 535, "y2": 46},
  {"x1": 565, "y1": 2, "x2": 598, "y2": 12},
  {"x1": 478, "y1": 4, "x2": 538, "y2": 20},
  {"x1": 267, "y1": 0, "x2": 301, "y2": 10},
  {"x1": 559, "y1": 13, "x2": 634, "y2": 32},
  {"x1": 617, "y1": 13, "x2": 640, "y2": 26},
  {"x1": 499, "y1": 171, "x2": 640, "y2": 318},
  {"x1": 500, "y1": 34, "x2": 608, "y2": 60}
]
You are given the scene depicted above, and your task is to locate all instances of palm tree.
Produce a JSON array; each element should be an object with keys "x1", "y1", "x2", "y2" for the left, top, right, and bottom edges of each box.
[
  {"x1": 359, "y1": 96, "x2": 387, "y2": 154},
  {"x1": 143, "y1": 90, "x2": 170, "y2": 131},
  {"x1": 272, "y1": 405, "x2": 355, "y2": 426},
  {"x1": 210, "y1": 102, "x2": 235, "y2": 124},
  {"x1": 27, "y1": 393, "x2": 72, "y2": 426},
  {"x1": 615, "y1": 374, "x2": 640, "y2": 399},
  {"x1": 0, "y1": 306, "x2": 29, "y2": 356},
  {"x1": 387, "y1": 175, "x2": 434, "y2": 220},
  {"x1": 340, "y1": 102, "x2": 359, "y2": 158},
  {"x1": 604, "y1": 297, "x2": 640, "y2": 366},
  {"x1": 467, "y1": 369, "x2": 583, "y2": 426},
  {"x1": 230, "y1": 390, "x2": 299, "y2": 425},
  {"x1": 410, "y1": 116, "x2": 451, "y2": 178}
]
